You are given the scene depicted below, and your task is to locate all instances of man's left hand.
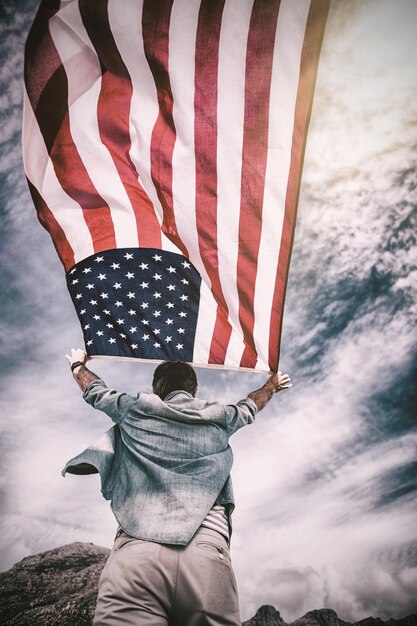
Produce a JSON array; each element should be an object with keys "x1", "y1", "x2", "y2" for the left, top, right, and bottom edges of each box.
[{"x1": 266, "y1": 371, "x2": 292, "y2": 393}]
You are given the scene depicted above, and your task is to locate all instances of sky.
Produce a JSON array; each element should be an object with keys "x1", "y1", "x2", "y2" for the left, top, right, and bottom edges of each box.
[{"x1": 1, "y1": 0, "x2": 417, "y2": 622}]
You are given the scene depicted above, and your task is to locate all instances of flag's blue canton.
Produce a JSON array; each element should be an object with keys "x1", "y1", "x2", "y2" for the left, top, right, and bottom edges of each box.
[{"x1": 66, "y1": 249, "x2": 201, "y2": 362}]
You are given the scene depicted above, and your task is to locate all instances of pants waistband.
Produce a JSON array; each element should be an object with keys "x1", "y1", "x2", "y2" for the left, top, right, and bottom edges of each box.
[{"x1": 114, "y1": 524, "x2": 229, "y2": 545}]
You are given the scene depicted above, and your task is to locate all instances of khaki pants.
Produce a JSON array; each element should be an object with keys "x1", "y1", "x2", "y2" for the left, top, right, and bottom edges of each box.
[{"x1": 93, "y1": 527, "x2": 241, "y2": 626}]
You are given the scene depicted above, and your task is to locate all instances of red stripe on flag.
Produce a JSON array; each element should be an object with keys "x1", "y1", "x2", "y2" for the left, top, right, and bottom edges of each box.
[
  {"x1": 237, "y1": 0, "x2": 281, "y2": 369},
  {"x1": 27, "y1": 179, "x2": 75, "y2": 269},
  {"x1": 268, "y1": 0, "x2": 330, "y2": 372},
  {"x1": 79, "y1": 0, "x2": 162, "y2": 250},
  {"x1": 24, "y1": 0, "x2": 60, "y2": 112},
  {"x1": 194, "y1": 0, "x2": 231, "y2": 365},
  {"x1": 50, "y1": 107, "x2": 117, "y2": 253},
  {"x1": 25, "y1": 3, "x2": 70, "y2": 171},
  {"x1": 142, "y1": 0, "x2": 188, "y2": 257},
  {"x1": 24, "y1": 2, "x2": 117, "y2": 258}
]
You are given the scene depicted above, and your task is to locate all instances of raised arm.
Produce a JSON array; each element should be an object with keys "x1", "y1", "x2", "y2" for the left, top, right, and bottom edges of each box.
[
  {"x1": 65, "y1": 347, "x2": 99, "y2": 392},
  {"x1": 248, "y1": 371, "x2": 291, "y2": 412},
  {"x1": 65, "y1": 347, "x2": 137, "y2": 423}
]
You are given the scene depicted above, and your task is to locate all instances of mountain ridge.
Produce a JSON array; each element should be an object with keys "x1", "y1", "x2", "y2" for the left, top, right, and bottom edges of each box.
[{"x1": 242, "y1": 605, "x2": 417, "y2": 626}]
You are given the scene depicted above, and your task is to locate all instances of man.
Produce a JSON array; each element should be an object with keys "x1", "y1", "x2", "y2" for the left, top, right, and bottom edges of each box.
[{"x1": 64, "y1": 348, "x2": 291, "y2": 626}]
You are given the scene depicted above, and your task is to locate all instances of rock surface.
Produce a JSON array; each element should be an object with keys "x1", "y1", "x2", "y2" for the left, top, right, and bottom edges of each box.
[
  {"x1": 1, "y1": 542, "x2": 416, "y2": 626},
  {"x1": 242, "y1": 604, "x2": 286, "y2": 625},
  {"x1": 0, "y1": 542, "x2": 109, "y2": 625},
  {"x1": 290, "y1": 608, "x2": 351, "y2": 626}
]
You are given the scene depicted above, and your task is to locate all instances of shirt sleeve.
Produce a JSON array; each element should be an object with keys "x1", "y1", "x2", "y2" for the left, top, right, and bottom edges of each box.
[
  {"x1": 83, "y1": 379, "x2": 137, "y2": 424},
  {"x1": 223, "y1": 397, "x2": 257, "y2": 435}
]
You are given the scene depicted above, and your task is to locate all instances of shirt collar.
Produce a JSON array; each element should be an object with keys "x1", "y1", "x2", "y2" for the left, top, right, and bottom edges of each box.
[{"x1": 163, "y1": 390, "x2": 194, "y2": 402}]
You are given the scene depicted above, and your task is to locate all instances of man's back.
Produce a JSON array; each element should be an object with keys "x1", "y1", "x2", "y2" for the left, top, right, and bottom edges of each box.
[{"x1": 64, "y1": 380, "x2": 257, "y2": 543}]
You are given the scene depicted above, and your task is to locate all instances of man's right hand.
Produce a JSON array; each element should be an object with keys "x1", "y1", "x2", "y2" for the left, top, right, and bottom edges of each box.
[
  {"x1": 65, "y1": 348, "x2": 99, "y2": 392},
  {"x1": 65, "y1": 348, "x2": 89, "y2": 367}
]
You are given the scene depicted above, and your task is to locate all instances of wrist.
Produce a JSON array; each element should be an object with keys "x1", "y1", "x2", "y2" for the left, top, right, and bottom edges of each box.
[
  {"x1": 70, "y1": 361, "x2": 85, "y2": 372},
  {"x1": 264, "y1": 380, "x2": 277, "y2": 395}
]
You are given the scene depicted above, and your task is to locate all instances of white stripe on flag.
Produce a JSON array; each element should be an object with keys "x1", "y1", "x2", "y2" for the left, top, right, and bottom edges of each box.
[
  {"x1": 168, "y1": 0, "x2": 220, "y2": 366},
  {"x1": 108, "y1": 0, "x2": 179, "y2": 254},
  {"x1": 216, "y1": 0, "x2": 254, "y2": 369},
  {"x1": 22, "y1": 88, "x2": 95, "y2": 263},
  {"x1": 168, "y1": 0, "x2": 211, "y2": 276},
  {"x1": 168, "y1": 0, "x2": 216, "y2": 289},
  {"x1": 49, "y1": 4, "x2": 140, "y2": 249},
  {"x1": 193, "y1": 278, "x2": 218, "y2": 366},
  {"x1": 252, "y1": 0, "x2": 311, "y2": 367}
]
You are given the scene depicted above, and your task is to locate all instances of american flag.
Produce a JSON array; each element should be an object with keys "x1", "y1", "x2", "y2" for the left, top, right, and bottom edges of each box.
[{"x1": 23, "y1": 0, "x2": 329, "y2": 372}]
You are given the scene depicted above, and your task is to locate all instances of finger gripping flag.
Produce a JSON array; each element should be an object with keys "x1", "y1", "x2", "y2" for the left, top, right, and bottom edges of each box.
[{"x1": 23, "y1": 0, "x2": 329, "y2": 373}]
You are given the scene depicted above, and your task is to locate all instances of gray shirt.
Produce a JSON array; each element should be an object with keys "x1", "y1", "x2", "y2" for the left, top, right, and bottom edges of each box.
[{"x1": 62, "y1": 379, "x2": 257, "y2": 544}]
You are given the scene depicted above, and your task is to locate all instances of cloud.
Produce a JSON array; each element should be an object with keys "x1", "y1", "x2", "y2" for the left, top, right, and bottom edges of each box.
[
  {"x1": 0, "y1": 2, "x2": 38, "y2": 223},
  {"x1": 229, "y1": 157, "x2": 417, "y2": 618}
]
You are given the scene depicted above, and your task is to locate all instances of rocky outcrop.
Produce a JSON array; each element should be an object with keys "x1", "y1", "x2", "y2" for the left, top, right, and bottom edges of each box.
[
  {"x1": 291, "y1": 608, "x2": 351, "y2": 626},
  {"x1": 1, "y1": 543, "x2": 416, "y2": 626},
  {"x1": 242, "y1": 604, "x2": 286, "y2": 625},
  {"x1": 0, "y1": 542, "x2": 109, "y2": 625}
]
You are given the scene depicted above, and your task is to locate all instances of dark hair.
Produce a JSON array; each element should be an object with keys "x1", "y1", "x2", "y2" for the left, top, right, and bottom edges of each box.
[{"x1": 152, "y1": 360, "x2": 198, "y2": 399}]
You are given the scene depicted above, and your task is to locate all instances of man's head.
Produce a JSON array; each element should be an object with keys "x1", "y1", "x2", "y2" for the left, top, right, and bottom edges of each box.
[{"x1": 152, "y1": 360, "x2": 198, "y2": 399}]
